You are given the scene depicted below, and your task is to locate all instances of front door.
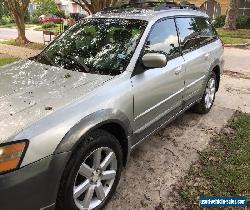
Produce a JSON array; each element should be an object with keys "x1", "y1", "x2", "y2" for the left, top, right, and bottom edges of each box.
[{"x1": 131, "y1": 18, "x2": 185, "y2": 134}]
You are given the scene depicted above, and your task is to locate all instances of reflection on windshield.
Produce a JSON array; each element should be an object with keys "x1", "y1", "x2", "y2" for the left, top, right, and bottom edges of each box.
[{"x1": 34, "y1": 18, "x2": 147, "y2": 76}]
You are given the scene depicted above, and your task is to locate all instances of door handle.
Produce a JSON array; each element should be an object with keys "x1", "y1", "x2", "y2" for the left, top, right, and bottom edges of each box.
[
  {"x1": 204, "y1": 53, "x2": 210, "y2": 60},
  {"x1": 174, "y1": 66, "x2": 183, "y2": 75}
]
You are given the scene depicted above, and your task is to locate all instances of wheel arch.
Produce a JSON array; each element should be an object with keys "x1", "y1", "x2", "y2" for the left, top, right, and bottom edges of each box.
[
  {"x1": 212, "y1": 65, "x2": 220, "y2": 91},
  {"x1": 209, "y1": 59, "x2": 221, "y2": 91},
  {"x1": 55, "y1": 109, "x2": 132, "y2": 166}
]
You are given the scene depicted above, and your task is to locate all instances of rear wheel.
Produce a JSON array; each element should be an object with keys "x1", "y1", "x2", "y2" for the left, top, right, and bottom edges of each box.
[
  {"x1": 191, "y1": 72, "x2": 217, "y2": 114},
  {"x1": 56, "y1": 129, "x2": 123, "y2": 210}
]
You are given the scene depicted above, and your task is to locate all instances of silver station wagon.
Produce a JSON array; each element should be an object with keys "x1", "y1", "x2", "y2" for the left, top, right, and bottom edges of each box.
[{"x1": 0, "y1": 2, "x2": 223, "y2": 210}]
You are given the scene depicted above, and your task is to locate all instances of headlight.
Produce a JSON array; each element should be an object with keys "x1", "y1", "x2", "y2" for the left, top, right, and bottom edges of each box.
[{"x1": 0, "y1": 140, "x2": 28, "y2": 174}]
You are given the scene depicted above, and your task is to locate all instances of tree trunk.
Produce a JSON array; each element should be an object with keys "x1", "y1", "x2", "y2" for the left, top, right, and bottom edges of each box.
[
  {"x1": 4, "y1": 0, "x2": 30, "y2": 45},
  {"x1": 15, "y1": 13, "x2": 29, "y2": 45},
  {"x1": 224, "y1": 0, "x2": 239, "y2": 30}
]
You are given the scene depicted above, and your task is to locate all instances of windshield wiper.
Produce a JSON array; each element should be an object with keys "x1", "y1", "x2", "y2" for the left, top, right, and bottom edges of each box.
[
  {"x1": 32, "y1": 53, "x2": 54, "y2": 66},
  {"x1": 63, "y1": 55, "x2": 90, "y2": 73}
]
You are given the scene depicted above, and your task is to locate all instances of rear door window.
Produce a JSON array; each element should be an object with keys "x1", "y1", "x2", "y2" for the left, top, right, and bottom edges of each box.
[{"x1": 175, "y1": 17, "x2": 200, "y2": 54}]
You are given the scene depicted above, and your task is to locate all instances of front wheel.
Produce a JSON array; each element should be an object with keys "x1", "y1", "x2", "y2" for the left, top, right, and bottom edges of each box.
[
  {"x1": 191, "y1": 72, "x2": 217, "y2": 114},
  {"x1": 56, "y1": 130, "x2": 123, "y2": 210}
]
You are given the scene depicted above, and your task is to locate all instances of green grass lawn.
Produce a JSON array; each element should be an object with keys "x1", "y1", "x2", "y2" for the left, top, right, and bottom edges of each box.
[
  {"x1": 0, "y1": 57, "x2": 19, "y2": 66},
  {"x1": 174, "y1": 112, "x2": 250, "y2": 209},
  {"x1": 0, "y1": 39, "x2": 45, "y2": 50},
  {"x1": 217, "y1": 28, "x2": 250, "y2": 45}
]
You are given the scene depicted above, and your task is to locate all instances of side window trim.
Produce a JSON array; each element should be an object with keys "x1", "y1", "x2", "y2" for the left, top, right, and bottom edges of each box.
[{"x1": 174, "y1": 17, "x2": 183, "y2": 57}]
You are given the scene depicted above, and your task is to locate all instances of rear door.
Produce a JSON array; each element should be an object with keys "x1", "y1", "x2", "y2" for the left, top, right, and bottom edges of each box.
[
  {"x1": 194, "y1": 16, "x2": 221, "y2": 74},
  {"x1": 175, "y1": 17, "x2": 208, "y2": 104},
  {"x1": 132, "y1": 18, "x2": 185, "y2": 133}
]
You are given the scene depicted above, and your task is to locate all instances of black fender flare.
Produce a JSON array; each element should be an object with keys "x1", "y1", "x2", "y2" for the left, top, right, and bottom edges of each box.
[
  {"x1": 54, "y1": 109, "x2": 132, "y2": 156},
  {"x1": 208, "y1": 58, "x2": 221, "y2": 90}
]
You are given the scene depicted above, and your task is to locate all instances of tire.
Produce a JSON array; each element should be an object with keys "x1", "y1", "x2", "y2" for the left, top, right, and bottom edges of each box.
[
  {"x1": 191, "y1": 71, "x2": 217, "y2": 114},
  {"x1": 56, "y1": 129, "x2": 123, "y2": 210}
]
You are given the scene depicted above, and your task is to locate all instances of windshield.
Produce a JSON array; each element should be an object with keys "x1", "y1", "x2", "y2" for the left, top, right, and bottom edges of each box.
[{"x1": 34, "y1": 18, "x2": 147, "y2": 76}]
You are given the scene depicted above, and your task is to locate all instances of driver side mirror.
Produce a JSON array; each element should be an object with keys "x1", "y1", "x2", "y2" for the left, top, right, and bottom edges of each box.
[{"x1": 142, "y1": 53, "x2": 167, "y2": 68}]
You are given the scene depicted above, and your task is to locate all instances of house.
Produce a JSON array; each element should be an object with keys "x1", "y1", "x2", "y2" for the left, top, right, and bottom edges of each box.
[
  {"x1": 55, "y1": 0, "x2": 88, "y2": 15},
  {"x1": 28, "y1": 1, "x2": 37, "y2": 13},
  {"x1": 129, "y1": 0, "x2": 250, "y2": 18},
  {"x1": 28, "y1": 0, "x2": 87, "y2": 16},
  {"x1": 180, "y1": 0, "x2": 250, "y2": 17}
]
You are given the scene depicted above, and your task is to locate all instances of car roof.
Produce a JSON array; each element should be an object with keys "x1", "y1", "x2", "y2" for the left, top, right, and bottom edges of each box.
[{"x1": 92, "y1": 8, "x2": 209, "y2": 22}]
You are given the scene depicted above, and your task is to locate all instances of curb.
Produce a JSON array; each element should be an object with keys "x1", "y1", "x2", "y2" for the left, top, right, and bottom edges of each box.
[{"x1": 224, "y1": 41, "x2": 250, "y2": 49}]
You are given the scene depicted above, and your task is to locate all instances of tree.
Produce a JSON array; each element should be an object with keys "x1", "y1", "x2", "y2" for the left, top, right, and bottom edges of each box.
[
  {"x1": 0, "y1": 0, "x2": 9, "y2": 19},
  {"x1": 224, "y1": 0, "x2": 239, "y2": 30},
  {"x1": 33, "y1": 0, "x2": 65, "y2": 18},
  {"x1": 4, "y1": 0, "x2": 30, "y2": 45},
  {"x1": 71, "y1": 0, "x2": 124, "y2": 15}
]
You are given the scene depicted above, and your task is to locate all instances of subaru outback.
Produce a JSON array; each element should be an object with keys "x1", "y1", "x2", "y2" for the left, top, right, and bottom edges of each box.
[{"x1": 0, "y1": 2, "x2": 223, "y2": 210}]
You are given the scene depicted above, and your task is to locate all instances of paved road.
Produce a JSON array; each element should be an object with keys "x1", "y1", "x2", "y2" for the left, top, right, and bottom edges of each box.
[
  {"x1": 0, "y1": 27, "x2": 44, "y2": 43},
  {"x1": 223, "y1": 47, "x2": 250, "y2": 76}
]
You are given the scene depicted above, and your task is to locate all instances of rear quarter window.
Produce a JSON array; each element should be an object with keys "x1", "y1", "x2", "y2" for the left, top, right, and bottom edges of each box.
[{"x1": 194, "y1": 17, "x2": 218, "y2": 45}]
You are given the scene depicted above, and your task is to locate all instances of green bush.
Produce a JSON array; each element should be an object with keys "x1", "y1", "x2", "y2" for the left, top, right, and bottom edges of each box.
[
  {"x1": 0, "y1": 16, "x2": 12, "y2": 25},
  {"x1": 42, "y1": 22, "x2": 56, "y2": 29},
  {"x1": 32, "y1": 0, "x2": 65, "y2": 18},
  {"x1": 213, "y1": 15, "x2": 226, "y2": 28},
  {"x1": 236, "y1": 16, "x2": 250, "y2": 29},
  {"x1": 24, "y1": 9, "x2": 30, "y2": 22},
  {"x1": 214, "y1": 15, "x2": 250, "y2": 29},
  {"x1": 29, "y1": 15, "x2": 40, "y2": 24}
]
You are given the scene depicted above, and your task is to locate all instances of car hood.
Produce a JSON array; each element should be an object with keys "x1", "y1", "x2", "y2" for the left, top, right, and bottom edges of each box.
[{"x1": 0, "y1": 60, "x2": 113, "y2": 143}]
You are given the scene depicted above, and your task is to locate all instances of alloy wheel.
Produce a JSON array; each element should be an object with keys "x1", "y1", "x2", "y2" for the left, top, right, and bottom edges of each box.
[
  {"x1": 205, "y1": 77, "x2": 216, "y2": 109},
  {"x1": 73, "y1": 147, "x2": 117, "y2": 210}
]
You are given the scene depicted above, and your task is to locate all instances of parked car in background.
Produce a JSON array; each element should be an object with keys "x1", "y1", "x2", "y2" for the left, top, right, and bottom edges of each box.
[
  {"x1": 39, "y1": 15, "x2": 63, "y2": 23},
  {"x1": 70, "y1": 13, "x2": 86, "y2": 21},
  {"x1": 0, "y1": 2, "x2": 224, "y2": 210}
]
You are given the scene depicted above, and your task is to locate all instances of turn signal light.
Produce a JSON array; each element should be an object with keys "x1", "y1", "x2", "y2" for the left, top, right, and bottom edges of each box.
[{"x1": 0, "y1": 141, "x2": 28, "y2": 174}]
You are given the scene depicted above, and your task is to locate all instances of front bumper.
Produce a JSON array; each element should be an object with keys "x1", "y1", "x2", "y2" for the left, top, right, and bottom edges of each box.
[{"x1": 0, "y1": 152, "x2": 71, "y2": 210}]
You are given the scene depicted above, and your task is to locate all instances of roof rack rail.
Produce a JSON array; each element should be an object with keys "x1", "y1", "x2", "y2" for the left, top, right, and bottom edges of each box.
[
  {"x1": 179, "y1": 2, "x2": 199, "y2": 10},
  {"x1": 99, "y1": 1, "x2": 201, "y2": 13}
]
